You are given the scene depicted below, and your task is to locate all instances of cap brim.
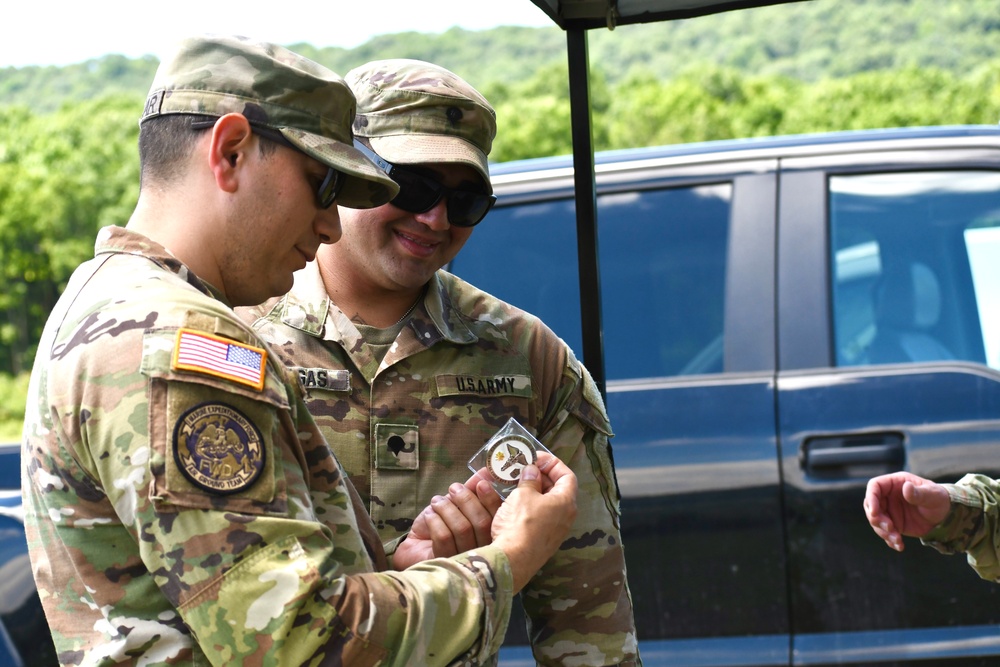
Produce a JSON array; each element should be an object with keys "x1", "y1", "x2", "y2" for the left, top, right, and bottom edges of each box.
[
  {"x1": 369, "y1": 134, "x2": 492, "y2": 194},
  {"x1": 281, "y1": 129, "x2": 400, "y2": 209}
]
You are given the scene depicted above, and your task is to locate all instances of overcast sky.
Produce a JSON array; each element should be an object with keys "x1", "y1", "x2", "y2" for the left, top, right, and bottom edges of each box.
[{"x1": 1, "y1": 1, "x2": 553, "y2": 68}]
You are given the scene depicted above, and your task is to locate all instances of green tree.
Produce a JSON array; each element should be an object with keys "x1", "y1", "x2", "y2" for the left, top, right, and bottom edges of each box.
[
  {"x1": 782, "y1": 66, "x2": 982, "y2": 133},
  {"x1": 489, "y1": 63, "x2": 574, "y2": 162},
  {"x1": 488, "y1": 62, "x2": 611, "y2": 162},
  {"x1": 0, "y1": 371, "x2": 29, "y2": 440},
  {"x1": 953, "y1": 61, "x2": 1000, "y2": 126},
  {"x1": 607, "y1": 66, "x2": 799, "y2": 148},
  {"x1": 0, "y1": 94, "x2": 141, "y2": 375}
]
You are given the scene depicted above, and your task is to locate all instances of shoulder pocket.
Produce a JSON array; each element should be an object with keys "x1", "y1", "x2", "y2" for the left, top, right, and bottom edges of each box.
[
  {"x1": 565, "y1": 355, "x2": 613, "y2": 438},
  {"x1": 142, "y1": 327, "x2": 290, "y2": 515}
]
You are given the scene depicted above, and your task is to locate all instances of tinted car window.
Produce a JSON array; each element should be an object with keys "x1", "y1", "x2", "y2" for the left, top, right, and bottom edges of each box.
[
  {"x1": 453, "y1": 183, "x2": 732, "y2": 380},
  {"x1": 454, "y1": 196, "x2": 582, "y2": 360},
  {"x1": 830, "y1": 170, "x2": 1000, "y2": 368}
]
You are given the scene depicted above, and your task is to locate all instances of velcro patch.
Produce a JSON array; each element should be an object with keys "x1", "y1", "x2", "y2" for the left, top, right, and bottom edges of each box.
[
  {"x1": 374, "y1": 423, "x2": 419, "y2": 471},
  {"x1": 435, "y1": 374, "x2": 532, "y2": 398},
  {"x1": 172, "y1": 328, "x2": 267, "y2": 391},
  {"x1": 294, "y1": 367, "x2": 350, "y2": 392},
  {"x1": 173, "y1": 402, "x2": 265, "y2": 494}
]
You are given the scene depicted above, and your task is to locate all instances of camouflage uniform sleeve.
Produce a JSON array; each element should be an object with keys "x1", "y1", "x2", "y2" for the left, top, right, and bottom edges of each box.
[
  {"x1": 921, "y1": 474, "x2": 1000, "y2": 582},
  {"x1": 525, "y1": 358, "x2": 641, "y2": 666},
  {"x1": 363, "y1": 550, "x2": 514, "y2": 664},
  {"x1": 180, "y1": 540, "x2": 514, "y2": 667}
]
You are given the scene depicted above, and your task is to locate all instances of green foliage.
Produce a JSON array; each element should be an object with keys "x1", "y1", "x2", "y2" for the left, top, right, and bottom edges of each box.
[
  {"x1": 0, "y1": 55, "x2": 157, "y2": 114},
  {"x1": 0, "y1": 372, "x2": 29, "y2": 441},
  {"x1": 488, "y1": 63, "x2": 574, "y2": 162},
  {"x1": 782, "y1": 66, "x2": 1000, "y2": 133},
  {"x1": 5, "y1": 0, "x2": 1000, "y2": 113},
  {"x1": 966, "y1": 62, "x2": 1000, "y2": 125},
  {"x1": 494, "y1": 93, "x2": 573, "y2": 163},
  {"x1": 606, "y1": 66, "x2": 800, "y2": 148},
  {"x1": 0, "y1": 95, "x2": 141, "y2": 375},
  {"x1": 299, "y1": 26, "x2": 568, "y2": 88},
  {"x1": 485, "y1": 62, "x2": 615, "y2": 161},
  {"x1": 586, "y1": 0, "x2": 1000, "y2": 83}
]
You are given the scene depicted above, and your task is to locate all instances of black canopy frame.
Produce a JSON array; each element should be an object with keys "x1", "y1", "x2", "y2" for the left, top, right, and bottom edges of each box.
[{"x1": 527, "y1": 0, "x2": 809, "y2": 396}]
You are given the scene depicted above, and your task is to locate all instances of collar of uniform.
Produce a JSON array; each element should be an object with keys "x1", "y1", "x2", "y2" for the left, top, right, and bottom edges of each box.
[
  {"x1": 276, "y1": 263, "x2": 478, "y2": 346},
  {"x1": 426, "y1": 271, "x2": 477, "y2": 345},
  {"x1": 94, "y1": 225, "x2": 221, "y2": 302},
  {"x1": 277, "y1": 260, "x2": 330, "y2": 338}
]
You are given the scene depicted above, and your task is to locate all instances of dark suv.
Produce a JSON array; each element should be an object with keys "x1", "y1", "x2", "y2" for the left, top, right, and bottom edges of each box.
[
  {"x1": 7, "y1": 126, "x2": 1000, "y2": 666},
  {"x1": 449, "y1": 125, "x2": 1000, "y2": 666}
]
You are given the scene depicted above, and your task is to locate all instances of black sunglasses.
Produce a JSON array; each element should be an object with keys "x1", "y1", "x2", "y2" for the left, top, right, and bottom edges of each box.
[
  {"x1": 310, "y1": 166, "x2": 343, "y2": 210},
  {"x1": 191, "y1": 116, "x2": 344, "y2": 209},
  {"x1": 354, "y1": 140, "x2": 496, "y2": 227}
]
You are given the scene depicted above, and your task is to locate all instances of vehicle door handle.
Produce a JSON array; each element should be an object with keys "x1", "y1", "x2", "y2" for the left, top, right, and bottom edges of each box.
[{"x1": 800, "y1": 432, "x2": 905, "y2": 476}]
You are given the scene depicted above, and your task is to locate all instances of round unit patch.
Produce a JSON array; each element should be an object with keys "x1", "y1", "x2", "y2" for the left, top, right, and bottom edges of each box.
[
  {"x1": 173, "y1": 402, "x2": 265, "y2": 494},
  {"x1": 486, "y1": 434, "x2": 537, "y2": 484}
]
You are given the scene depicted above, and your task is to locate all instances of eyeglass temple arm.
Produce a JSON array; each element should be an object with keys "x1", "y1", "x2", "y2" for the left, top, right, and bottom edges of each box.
[{"x1": 353, "y1": 139, "x2": 394, "y2": 176}]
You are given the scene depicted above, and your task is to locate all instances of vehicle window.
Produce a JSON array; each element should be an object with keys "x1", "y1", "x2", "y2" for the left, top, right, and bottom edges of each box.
[
  {"x1": 451, "y1": 196, "x2": 583, "y2": 357},
  {"x1": 830, "y1": 171, "x2": 1000, "y2": 369},
  {"x1": 450, "y1": 183, "x2": 732, "y2": 380},
  {"x1": 966, "y1": 224, "x2": 1000, "y2": 368},
  {"x1": 598, "y1": 184, "x2": 731, "y2": 379}
]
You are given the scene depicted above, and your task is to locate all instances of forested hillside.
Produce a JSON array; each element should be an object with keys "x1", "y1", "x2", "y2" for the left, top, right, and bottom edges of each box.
[
  {"x1": 1, "y1": 0, "x2": 1000, "y2": 436},
  {"x1": 3, "y1": 0, "x2": 999, "y2": 111}
]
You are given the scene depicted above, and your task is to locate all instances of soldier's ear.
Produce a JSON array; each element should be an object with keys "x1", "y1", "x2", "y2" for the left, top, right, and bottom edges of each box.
[{"x1": 208, "y1": 113, "x2": 253, "y2": 194}]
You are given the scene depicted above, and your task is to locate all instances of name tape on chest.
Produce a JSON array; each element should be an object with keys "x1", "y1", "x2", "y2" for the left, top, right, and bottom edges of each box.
[
  {"x1": 435, "y1": 374, "x2": 532, "y2": 398},
  {"x1": 172, "y1": 328, "x2": 267, "y2": 391},
  {"x1": 295, "y1": 367, "x2": 350, "y2": 392}
]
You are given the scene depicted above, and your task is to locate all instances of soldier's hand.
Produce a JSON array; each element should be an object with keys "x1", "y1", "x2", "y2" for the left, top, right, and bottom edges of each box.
[
  {"x1": 393, "y1": 471, "x2": 503, "y2": 569},
  {"x1": 491, "y1": 452, "x2": 578, "y2": 592},
  {"x1": 864, "y1": 472, "x2": 951, "y2": 552},
  {"x1": 464, "y1": 466, "x2": 504, "y2": 518},
  {"x1": 393, "y1": 505, "x2": 440, "y2": 568}
]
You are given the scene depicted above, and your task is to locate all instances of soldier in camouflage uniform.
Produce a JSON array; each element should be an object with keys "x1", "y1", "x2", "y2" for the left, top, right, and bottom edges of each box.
[
  {"x1": 238, "y1": 59, "x2": 640, "y2": 666},
  {"x1": 20, "y1": 35, "x2": 579, "y2": 667},
  {"x1": 865, "y1": 471, "x2": 1000, "y2": 580}
]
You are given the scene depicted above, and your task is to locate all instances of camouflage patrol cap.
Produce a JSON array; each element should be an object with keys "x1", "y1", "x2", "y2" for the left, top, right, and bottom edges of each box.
[
  {"x1": 346, "y1": 59, "x2": 496, "y2": 192},
  {"x1": 141, "y1": 34, "x2": 398, "y2": 209}
]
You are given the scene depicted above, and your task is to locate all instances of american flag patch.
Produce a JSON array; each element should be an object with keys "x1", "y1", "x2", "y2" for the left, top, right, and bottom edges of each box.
[{"x1": 172, "y1": 329, "x2": 267, "y2": 391}]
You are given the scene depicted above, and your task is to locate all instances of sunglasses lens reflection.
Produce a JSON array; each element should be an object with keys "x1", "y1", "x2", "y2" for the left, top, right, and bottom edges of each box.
[
  {"x1": 317, "y1": 168, "x2": 343, "y2": 209},
  {"x1": 389, "y1": 168, "x2": 494, "y2": 227}
]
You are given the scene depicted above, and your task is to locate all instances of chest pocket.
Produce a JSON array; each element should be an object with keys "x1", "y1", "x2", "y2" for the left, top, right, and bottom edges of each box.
[{"x1": 141, "y1": 325, "x2": 292, "y2": 515}]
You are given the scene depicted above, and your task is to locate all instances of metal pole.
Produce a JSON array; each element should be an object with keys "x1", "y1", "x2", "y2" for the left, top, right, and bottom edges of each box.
[{"x1": 566, "y1": 27, "x2": 606, "y2": 400}]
